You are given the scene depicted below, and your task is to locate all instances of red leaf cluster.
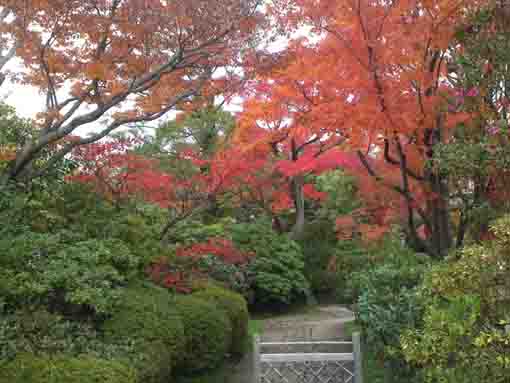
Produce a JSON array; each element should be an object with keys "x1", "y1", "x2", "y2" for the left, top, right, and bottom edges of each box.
[
  {"x1": 67, "y1": 138, "x2": 175, "y2": 207},
  {"x1": 176, "y1": 237, "x2": 253, "y2": 265},
  {"x1": 146, "y1": 238, "x2": 252, "y2": 293},
  {"x1": 146, "y1": 257, "x2": 193, "y2": 294}
]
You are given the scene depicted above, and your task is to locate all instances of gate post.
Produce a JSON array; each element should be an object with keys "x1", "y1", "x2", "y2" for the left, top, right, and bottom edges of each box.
[
  {"x1": 353, "y1": 332, "x2": 363, "y2": 383},
  {"x1": 253, "y1": 335, "x2": 261, "y2": 383}
]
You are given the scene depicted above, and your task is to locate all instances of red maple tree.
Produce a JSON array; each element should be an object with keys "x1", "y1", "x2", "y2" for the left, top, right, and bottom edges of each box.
[{"x1": 240, "y1": 0, "x2": 500, "y2": 256}]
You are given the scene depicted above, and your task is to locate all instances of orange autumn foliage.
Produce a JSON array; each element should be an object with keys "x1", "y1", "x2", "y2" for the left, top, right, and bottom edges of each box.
[
  {"x1": 0, "y1": 0, "x2": 263, "y2": 182},
  {"x1": 239, "y1": 0, "x2": 492, "y2": 254}
]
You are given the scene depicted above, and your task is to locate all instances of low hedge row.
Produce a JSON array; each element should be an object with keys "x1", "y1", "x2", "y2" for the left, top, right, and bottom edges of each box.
[
  {"x1": 0, "y1": 355, "x2": 138, "y2": 383},
  {"x1": 102, "y1": 282, "x2": 185, "y2": 382},
  {"x1": 0, "y1": 282, "x2": 249, "y2": 383}
]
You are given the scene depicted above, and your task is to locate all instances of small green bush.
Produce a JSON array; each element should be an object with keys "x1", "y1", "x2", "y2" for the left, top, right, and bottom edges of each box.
[
  {"x1": 0, "y1": 354, "x2": 137, "y2": 383},
  {"x1": 192, "y1": 284, "x2": 249, "y2": 357},
  {"x1": 103, "y1": 283, "x2": 185, "y2": 382},
  {"x1": 173, "y1": 295, "x2": 232, "y2": 374},
  {"x1": 230, "y1": 219, "x2": 310, "y2": 306}
]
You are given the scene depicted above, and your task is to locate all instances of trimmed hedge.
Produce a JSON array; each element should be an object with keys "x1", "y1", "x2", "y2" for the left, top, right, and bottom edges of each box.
[
  {"x1": 102, "y1": 282, "x2": 185, "y2": 383},
  {"x1": 192, "y1": 285, "x2": 249, "y2": 357},
  {"x1": 0, "y1": 354, "x2": 137, "y2": 383},
  {"x1": 173, "y1": 295, "x2": 232, "y2": 374}
]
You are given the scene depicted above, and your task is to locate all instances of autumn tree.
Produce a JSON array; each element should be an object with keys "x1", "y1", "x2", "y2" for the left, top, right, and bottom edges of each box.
[
  {"x1": 238, "y1": 70, "x2": 344, "y2": 237},
  {"x1": 0, "y1": 0, "x2": 263, "y2": 185},
  {"x1": 247, "y1": 0, "x2": 507, "y2": 257}
]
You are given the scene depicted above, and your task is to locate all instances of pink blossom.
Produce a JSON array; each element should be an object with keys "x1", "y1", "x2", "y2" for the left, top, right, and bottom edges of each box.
[
  {"x1": 465, "y1": 87, "x2": 479, "y2": 97},
  {"x1": 486, "y1": 124, "x2": 500, "y2": 136}
]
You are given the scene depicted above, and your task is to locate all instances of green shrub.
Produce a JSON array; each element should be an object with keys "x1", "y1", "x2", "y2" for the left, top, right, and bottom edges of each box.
[
  {"x1": 353, "y1": 238, "x2": 431, "y2": 383},
  {"x1": 0, "y1": 232, "x2": 139, "y2": 315},
  {"x1": 173, "y1": 295, "x2": 232, "y2": 374},
  {"x1": 298, "y1": 221, "x2": 339, "y2": 295},
  {"x1": 166, "y1": 219, "x2": 231, "y2": 246},
  {"x1": 401, "y1": 216, "x2": 510, "y2": 383},
  {"x1": 103, "y1": 283, "x2": 185, "y2": 382},
  {"x1": 192, "y1": 284, "x2": 249, "y2": 357},
  {"x1": 332, "y1": 240, "x2": 369, "y2": 302},
  {"x1": 197, "y1": 255, "x2": 253, "y2": 301},
  {"x1": 0, "y1": 354, "x2": 137, "y2": 383},
  {"x1": 230, "y1": 219, "x2": 310, "y2": 306},
  {"x1": 0, "y1": 308, "x2": 132, "y2": 361}
]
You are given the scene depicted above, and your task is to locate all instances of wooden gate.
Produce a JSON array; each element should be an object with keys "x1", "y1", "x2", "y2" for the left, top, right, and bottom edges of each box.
[{"x1": 253, "y1": 333, "x2": 363, "y2": 383}]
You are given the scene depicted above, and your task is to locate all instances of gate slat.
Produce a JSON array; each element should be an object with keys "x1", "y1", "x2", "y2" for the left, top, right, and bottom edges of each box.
[{"x1": 261, "y1": 353, "x2": 354, "y2": 363}]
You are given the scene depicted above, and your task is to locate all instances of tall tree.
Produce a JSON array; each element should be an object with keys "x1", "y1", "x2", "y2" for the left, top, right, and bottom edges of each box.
[
  {"x1": 245, "y1": 0, "x2": 498, "y2": 256},
  {"x1": 0, "y1": 0, "x2": 263, "y2": 184},
  {"x1": 238, "y1": 68, "x2": 346, "y2": 237}
]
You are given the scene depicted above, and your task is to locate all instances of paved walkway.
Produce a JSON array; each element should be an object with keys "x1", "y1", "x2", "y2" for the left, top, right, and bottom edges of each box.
[{"x1": 226, "y1": 305, "x2": 355, "y2": 383}]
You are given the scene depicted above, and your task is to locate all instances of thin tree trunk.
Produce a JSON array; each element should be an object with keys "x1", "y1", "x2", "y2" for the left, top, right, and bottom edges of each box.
[{"x1": 291, "y1": 174, "x2": 305, "y2": 239}]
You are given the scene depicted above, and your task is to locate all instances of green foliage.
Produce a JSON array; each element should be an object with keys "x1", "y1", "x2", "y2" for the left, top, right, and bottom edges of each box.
[
  {"x1": 103, "y1": 283, "x2": 185, "y2": 383},
  {"x1": 197, "y1": 254, "x2": 253, "y2": 299},
  {"x1": 349, "y1": 239, "x2": 428, "y2": 298},
  {"x1": 333, "y1": 240, "x2": 369, "y2": 302},
  {"x1": 143, "y1": 107, "x2": 235, "y2": 159},
  {"x1": 299, "y1": 170, "x2": 363, "y2": 298},
  {"x1": 298, "y1": 220, "x2": 339, "y2": 295},
  {"x1": 173, "y1": 295, "x2": 232, "y2": 374},
  {"x1": 315, "y1": 170, "x2": 360, "y2": 220},
  {"x1": 0, "y1": 354, "x2": 137, "y2": 383},
  {"x1": 0, "y1": 103, "x2": 33, "y2": 145},
  {"x1": 0, "y1": 308, "x2": 132, "y2": 361},
  {"x1": 167, "y1": 219, "x2": 232, "y2": 246},
  {"x1": 230, "y1": 219, "x2": 310, "y2": 306},
  {"x1": 401, "y1": 216, "x2": 510, "y2": 383},
  {"x1": 192, "y1": 284, "x2": 249, "y2": 357},
  {"x1": 0, "y1": 231, "x2": 139, "y2": 315},
  {"x1": 51, "y1": 183, "x2": 167, "y2": 265},
  {"x1": 352, "y1": 238, "x2": 431, "y2": 383}
]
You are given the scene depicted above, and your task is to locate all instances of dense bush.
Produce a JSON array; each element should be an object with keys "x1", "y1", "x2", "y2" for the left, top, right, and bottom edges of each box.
[
  {"x1": 0, "y1": 308, "x2": 131, "y2": 361},
  {"x1": 166, "y1": 219, "x2": 232, "y2": 247},
  {"x1": 102, "y1": 283, "x2": 185, "y2": 383},
  {"x1": 352, "y1": 238, "x2": 430, "y2": 383},
  {"x1": 401, "y1": 216, "x2": 510, "y2": 383},
  {"x1": 0, "y1": 354, "x2": 137, "y2": 383},
  {"x1": 332, "y1": 240, "x2": 369, "y2": 302},
  {"x1": 192, "y1": 284, "x2": 249, "y2": 357},
  {"x1": 298, "y1": 220, "x2": 339, "y2": 296},
  {"x1": 0, "y1": 231, "x2": 139, "y2": 316},
  {"x1": 230, "y1": 219, "x2": 310, "y2": 306},
  {"x1": 197, "y1": 255, "x2": 253, "y2": 300},
  {"x1": 173, "y1": 295, "x2": 232, "y2": 374}
]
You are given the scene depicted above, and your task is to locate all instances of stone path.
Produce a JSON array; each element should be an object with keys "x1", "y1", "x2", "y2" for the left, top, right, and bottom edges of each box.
[
  {"x1": 225, "y1": 305, "x2": 355, "y2": 383},
  {"x1": 261, "y1": 305, "x2": 355, "y2": 342}
]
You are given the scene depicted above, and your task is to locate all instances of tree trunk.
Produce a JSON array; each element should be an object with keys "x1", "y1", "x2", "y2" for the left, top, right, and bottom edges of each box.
[
  {"x1": 289, "y1": 138, "x2": 306, "y2": 239},
  {"x1": 291, "y1": 174, "x2": 305, "y2": 239}
]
